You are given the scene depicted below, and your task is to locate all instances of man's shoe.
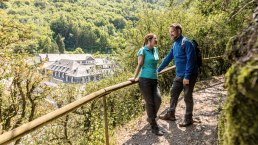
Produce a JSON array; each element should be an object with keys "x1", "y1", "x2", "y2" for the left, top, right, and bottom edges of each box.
[
  {"x1": 179, "y1": 119, "x2": 193, "y2": 127},
  {"x1": 159, "y1": 111, "x2": 176, "y2": 121},
  {"x1": 151, "y1": 126, "x2": 164, "y2": 136}
]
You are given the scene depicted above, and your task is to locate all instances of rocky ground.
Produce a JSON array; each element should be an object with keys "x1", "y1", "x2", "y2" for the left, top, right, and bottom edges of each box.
[{"x1": 114, "y1": 76, "x2": 226, "y2": 145}]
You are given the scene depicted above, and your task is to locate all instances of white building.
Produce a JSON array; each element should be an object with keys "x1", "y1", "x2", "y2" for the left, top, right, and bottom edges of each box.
[{"x1": 37, "y1": 54, "x2": 115, "y2": 84}]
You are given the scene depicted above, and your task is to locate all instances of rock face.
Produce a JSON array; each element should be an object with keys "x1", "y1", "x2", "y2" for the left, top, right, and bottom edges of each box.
[{"x1": 219, "y1": 5, "x2": 258, "y2": 145}]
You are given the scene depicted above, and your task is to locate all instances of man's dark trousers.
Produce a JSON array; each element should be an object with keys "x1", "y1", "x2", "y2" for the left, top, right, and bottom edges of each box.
[{"x1": 169, "y1": 73, "x2": 198, "y2": 119}]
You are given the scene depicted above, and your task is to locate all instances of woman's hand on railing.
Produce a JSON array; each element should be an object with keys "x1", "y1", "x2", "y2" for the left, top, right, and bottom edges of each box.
[{"x1": 128, "y1": 77, "x2": 137, "y2": 82}]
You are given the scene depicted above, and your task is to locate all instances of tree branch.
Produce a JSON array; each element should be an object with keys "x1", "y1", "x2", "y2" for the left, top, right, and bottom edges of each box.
[{"x1": 228, "y1": 0, "x2": 255, "y2": 21}]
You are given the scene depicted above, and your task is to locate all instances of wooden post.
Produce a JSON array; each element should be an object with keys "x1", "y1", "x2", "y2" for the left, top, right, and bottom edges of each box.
[{"x1": 103, "y1": 96, "x2": 109, "y2": 145}]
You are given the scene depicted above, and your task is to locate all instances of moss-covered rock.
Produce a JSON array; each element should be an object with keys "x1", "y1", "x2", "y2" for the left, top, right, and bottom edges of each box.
[{"x1": 219, "y1": 5, "x2": 258, "y2": 145}]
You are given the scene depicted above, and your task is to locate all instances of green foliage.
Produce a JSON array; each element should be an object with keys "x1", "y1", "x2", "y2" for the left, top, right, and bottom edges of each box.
[
  {"x1": 73, "y1": 47, "x2": 84, "y2": 54},
  {"x1": 37, "y1": 36, "x2": 59, "y2": 53},
  {"x1": 111, "y1": 16, "x2": 127, "y2": 30},
  {"x1": 1, "y1": 0, "x2": 166, "y2": 54},
  {"x1": 0, "y1": 2, "x2": 8, "y2": 9},
  {"x1": 0, "y1": 11, "x2": 38, "y2": 51}
]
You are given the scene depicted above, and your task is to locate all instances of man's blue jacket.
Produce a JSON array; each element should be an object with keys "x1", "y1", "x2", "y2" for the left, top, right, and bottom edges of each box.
[{"x1": 157, "y1": 35, "x2": 198, "y2": 80}]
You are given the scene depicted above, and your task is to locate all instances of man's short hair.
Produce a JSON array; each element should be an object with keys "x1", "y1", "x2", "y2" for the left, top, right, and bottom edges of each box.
[{"x1": 170, "y1": 23, "x2": 182, "y2": 33}]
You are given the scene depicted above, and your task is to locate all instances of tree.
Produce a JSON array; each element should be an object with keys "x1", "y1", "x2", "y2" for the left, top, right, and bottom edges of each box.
[
  {"x1": 76, "y1": 27, "x2": 98, "y2": 52},
  {"x1": 111, "y1": 17, "x2": 127, "y2": 30},
  {"x1": 56, "y1": 34, "x2": 65, "y2": 53},
  {"x1": 73, "y1": 47, "x2": 84, "y2": 54},
  {"x1": 0, "y1": 13, "x2": 51, "y2": 144},
  {"x1": 49, "y1": 41, "x2": 59, "y2": 53},
  {"x1": 0, "y1": 12, "x2": 36, "y2": 50},
  {"x1": 50, "y1": 17, "x2": 77, "y2": 51},
  {"x1": 38, "y1": 37, "x2": 52, "y2": 53},
  {"x1": 98, "y1": 31, "x2": 109, "y2": 52}
]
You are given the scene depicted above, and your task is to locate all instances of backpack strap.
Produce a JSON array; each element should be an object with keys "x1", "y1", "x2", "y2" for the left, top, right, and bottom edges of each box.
[
  {"x1": 181, "y1": 37, "x2": 187, "y2": 49},
  {"x1": 172, "y1": 42, "x2": 175, "y2": 48}
]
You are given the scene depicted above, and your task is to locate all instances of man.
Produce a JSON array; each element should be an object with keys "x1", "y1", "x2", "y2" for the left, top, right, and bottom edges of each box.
[{"x1": 157, "y1": 23, "x2": 198, "y2": 127}]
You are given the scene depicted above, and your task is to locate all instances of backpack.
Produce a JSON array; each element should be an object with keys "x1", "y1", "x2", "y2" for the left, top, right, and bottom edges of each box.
[{"x1": 181, "y1": 38, "x2": 202, "y2": 68}]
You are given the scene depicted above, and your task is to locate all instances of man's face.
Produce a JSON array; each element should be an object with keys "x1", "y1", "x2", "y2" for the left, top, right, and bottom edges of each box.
[{"x1": 169, "y1": 27, "x2": 180, "y2": 40}]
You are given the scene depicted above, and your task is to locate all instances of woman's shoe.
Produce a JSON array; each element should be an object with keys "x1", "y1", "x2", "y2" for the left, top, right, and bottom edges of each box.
[{"x1": 151, "y1": 125, "x2": 164, "y2": 136}]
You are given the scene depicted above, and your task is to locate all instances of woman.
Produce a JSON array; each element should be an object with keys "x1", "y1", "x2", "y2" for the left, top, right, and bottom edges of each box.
[{"x1": 129, "y1": 33, "x2": 163, "y2": 136}]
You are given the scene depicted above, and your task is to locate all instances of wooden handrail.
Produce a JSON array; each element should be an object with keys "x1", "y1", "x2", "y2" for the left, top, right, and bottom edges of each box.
[{"x1": 0, "y1": 56, "x2": 223, "y2": 145}]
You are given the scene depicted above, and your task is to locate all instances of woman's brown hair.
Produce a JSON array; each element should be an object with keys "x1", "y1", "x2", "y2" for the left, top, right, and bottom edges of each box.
[{"x1": 143, "y1": 33, "x2": 155, "y2": 47}]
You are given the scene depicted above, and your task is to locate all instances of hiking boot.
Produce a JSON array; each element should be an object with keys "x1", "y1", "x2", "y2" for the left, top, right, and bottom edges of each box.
[
  {"x1": 151, "y1": 125, "x2": 164, "y2": 136},
  {"x1": 159, "y1": 110, "x2": 176, "y2": 121},
  {"x1": 179, "y1": 118, "x2": 194, "y2": 127}
]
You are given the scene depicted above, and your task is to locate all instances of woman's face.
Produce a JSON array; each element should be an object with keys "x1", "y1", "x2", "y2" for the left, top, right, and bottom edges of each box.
[{"x1": 149, "y1": 35, "x2": 158, "y2": 47}]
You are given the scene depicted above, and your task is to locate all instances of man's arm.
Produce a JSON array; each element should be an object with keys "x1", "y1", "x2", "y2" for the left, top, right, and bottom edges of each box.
[
  {"x1": 157, "y1": 47, "x2": 174, "y2": 72},
  {"x1": 184, "y1": 40, "x2": 196, "y2": 80}
]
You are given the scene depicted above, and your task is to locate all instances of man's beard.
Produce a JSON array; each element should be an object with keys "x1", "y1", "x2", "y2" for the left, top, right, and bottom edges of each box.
[{"x1": 173, "y1": 35, "x2": 180, "y2": 40}]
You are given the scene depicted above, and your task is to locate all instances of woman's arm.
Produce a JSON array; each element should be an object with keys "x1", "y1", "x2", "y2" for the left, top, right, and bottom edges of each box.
[{"x1": 129, "y1": 55, "x2": 144, "y2": 81}]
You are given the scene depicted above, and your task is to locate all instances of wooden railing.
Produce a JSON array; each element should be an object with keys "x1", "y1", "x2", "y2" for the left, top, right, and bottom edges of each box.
[{"x1": 0, "y1": 56, "x2": 223, "y2": 145}]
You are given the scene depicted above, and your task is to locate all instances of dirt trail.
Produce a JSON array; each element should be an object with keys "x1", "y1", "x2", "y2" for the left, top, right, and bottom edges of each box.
[{"x1": 114, "y1": 76, "x2": 226, "y2": 145}]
